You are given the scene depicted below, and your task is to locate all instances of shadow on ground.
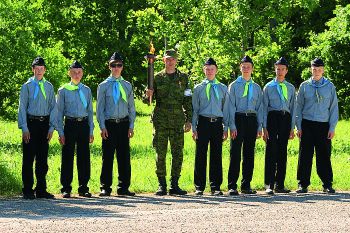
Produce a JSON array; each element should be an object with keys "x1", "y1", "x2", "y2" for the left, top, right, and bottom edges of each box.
[{"x1": 0, "y1": 192, "x2": 349, "y2": 220}]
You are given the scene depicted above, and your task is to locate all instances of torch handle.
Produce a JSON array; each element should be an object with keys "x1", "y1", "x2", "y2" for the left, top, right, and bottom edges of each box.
[{"x1": 147, "y1": 61, "x2": 154, "y2": 105}]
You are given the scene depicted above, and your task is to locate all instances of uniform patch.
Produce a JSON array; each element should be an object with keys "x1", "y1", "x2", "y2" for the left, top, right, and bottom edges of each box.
[{"x1": 184, "y1": 89, "x2": 192, "y2": 96}]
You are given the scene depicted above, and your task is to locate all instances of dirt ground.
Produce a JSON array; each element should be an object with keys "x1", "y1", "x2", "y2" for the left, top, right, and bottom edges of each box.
[{"x1": 1, "y1": 191, "x2": 350, "y2": 233}]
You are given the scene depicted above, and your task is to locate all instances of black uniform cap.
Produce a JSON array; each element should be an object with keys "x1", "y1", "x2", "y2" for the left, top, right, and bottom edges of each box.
[
  {"x1": 311, "y1": 58, "x2": 324, "y2": 67},
  {"x1": 275, "y1": 57, "x2": 289, "y2": 67},
  {"x1": 240, "y1": 55, "x2": 254, "y2": 65},
  {"x1": 109, "y1": 52, "x2": 123, "y2": 63},
  {"x1": 204, "y1": 57, "x2": 217, "y2": 67},
  {"x1": 70, "y1": 60, "x2": 84, "y2": 69},
  {"x1": 32, "y1": 56, "x2": 46, "y2": 67}
]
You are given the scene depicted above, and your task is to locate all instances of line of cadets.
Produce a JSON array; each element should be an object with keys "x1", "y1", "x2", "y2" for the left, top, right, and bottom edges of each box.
[{"x1": 18, "y1": 50, "x2": 339, "y2": 199}]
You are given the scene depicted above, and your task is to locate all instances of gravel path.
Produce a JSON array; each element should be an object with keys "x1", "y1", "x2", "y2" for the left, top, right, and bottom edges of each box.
[{"x1": 1, "y1": 192, "x2": 350, "y2": 233}]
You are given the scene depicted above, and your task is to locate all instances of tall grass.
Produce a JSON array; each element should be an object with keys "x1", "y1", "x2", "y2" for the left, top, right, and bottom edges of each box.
[{"x1": 0, "y1": 99, "x2": 349, "y2": 195}]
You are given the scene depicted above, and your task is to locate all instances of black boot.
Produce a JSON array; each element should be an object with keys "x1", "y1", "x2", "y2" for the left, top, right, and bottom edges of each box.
[
  {"x1": 169, "y1": 177, "x2": 187, "y2": 195},
  {"x1": 155, "y1": 177, "x2": 167, "y2": 196}
]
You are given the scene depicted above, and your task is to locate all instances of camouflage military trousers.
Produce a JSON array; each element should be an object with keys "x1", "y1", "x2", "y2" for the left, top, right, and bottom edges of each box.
[{"x1": 153, "y1": 127, "x2": 184, "y2": 178}]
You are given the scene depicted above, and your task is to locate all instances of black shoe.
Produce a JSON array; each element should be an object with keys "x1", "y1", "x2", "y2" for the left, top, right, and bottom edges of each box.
[
  {"x1": 62, "y1": 192, "x2": 71, "y2": 198},
  {"x1": 323, "y1": 187, "x2": 335, "y2": 194},
  {"x1": 117, "y1": 189, "x2": 135, "y2": 196},
  {"x1": 241, "y1": 189, "x2": 257, "y2": 194},
  {"x1": 274, "y1": 188, "x2": 291, "y2": 193},
  {"x1": 169, "y1": 187, "x2": 187, "y2": 195},
  {"x1": 79, "y1": 192, "x2": 92, "y2": 198},
  {"x1": 211, "y1": 190, "x2": 223, "y2": 196},
  {"x1": 195, "y1": 190, "x2": 203, "y2": 195},
  {"x1": 23, "y1": 192, "x2": 36, "y2": 200},
  {"x1": 228, "y1": 189, "x2": 239, "y2": 196},
  {"x1": 99, "y1": 189, "x2": 111, "y2": 197},
  {"x1": 36, "y1": 191, "x2": 55, "y2": 199},
  {"x1": 169, "y1": 177, "x2": 187, "y2": 195},
  {"x1": 265, "y1": 188, "x2": 274, "y2": 195},
  {"x1": 296, "y1": 186, "x2": 308, "y2": 193}
]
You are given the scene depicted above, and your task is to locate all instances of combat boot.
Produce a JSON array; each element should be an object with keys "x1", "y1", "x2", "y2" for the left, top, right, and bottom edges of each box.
[
  {"x1": 155, "y1": 177, "x2": 167, "y2": 196},
  {"x1": 169, "y1": 177, "x2": 187, "y2": 195}
]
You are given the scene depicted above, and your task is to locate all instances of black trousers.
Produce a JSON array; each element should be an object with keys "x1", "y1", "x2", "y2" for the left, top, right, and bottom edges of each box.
[
  {"x1": 297, "y1": 119, "x2": 333, "y2": 188},
  {"x1": 264, "y1": 111, "x2": 291, "y2": 189},
  {"x1": 228, "y1": 114, "x2": 258, "y2": 190},
  {"x1": 100, "y1": 120, "x2": 131, "y2": 193},
  {"x1": 194, "y1": 116, "x2": 223, "y2": 191},
  {"x1": 60, "y1": 119, "x2": 90, "y2": 193},
  {"x1": 22, "y1": 117, "x2": 49, "y2": 194}
]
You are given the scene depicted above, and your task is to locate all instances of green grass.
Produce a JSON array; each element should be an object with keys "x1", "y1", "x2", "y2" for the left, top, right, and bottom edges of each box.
[{"x1": 1, "y1": 99, "x2": 350, "y2": 196}]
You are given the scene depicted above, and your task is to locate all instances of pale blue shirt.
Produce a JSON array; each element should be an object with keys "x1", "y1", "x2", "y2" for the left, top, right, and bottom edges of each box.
[
  {"x1": 192, "y1": 79, "x2": 229, "y2": 132},
  {"x1": 96, "y1": 76, "x2": 136, "y2": 130},
  {"x1": 224, "y1": 77, "x2": 263, "y2": 132},
  {"x1": 263, "y1": 78, "x2": 296, "y2": 129},
  {"x1": 296, "y1": 77, "x2": 338, "y2": 132},
  {"x1": 18, "y1": 77, "x2": 56, "y2": 133},
  {"x1": 56, "y1": 82, "x2": 94, "y2": 136}
]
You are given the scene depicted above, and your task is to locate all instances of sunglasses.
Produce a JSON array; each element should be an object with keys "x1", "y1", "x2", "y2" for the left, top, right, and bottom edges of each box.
[{"x1": 110, "y1": 63, "x2": 123, "y2": 68}]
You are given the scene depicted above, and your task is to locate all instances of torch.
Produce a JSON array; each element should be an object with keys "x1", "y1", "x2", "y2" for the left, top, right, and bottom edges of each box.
[{"x1": 145, "y1": 42, "x2": 157, "y2": 105}]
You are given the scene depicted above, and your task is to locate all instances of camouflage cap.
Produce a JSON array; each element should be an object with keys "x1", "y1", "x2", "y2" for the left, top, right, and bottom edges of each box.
[{"x1": 163, "y1": 49, "x2": 178, "y2": 59}]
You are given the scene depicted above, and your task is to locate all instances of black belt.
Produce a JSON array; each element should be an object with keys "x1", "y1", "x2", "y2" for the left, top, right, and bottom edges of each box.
[
  {"x1": 269, "y1": 110, "x2": 290, "y2": 116},
  {"x1": 27, "y1": 115, "x2": 49, "y2": 121},
  {"x1": 106, "y1": 116, "x2": 129, "y2": 123},
  {"x1": 236, "y1": 112, "x2": 256, "y2": 117},
  {"x1": 65, "y1": 116, "x2": 88, "y2": 122},
  {"x1": 199, "y1": 116, "x2": 222, "y2": 123}
]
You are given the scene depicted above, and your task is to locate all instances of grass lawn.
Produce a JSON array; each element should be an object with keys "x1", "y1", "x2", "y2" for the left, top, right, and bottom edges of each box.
[{"x1": 1, "y1": 99, "x2": 350, "y2": 196}]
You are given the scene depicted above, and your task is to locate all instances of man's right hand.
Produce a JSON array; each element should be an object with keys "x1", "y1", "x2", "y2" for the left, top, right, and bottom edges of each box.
[
  {"x1": 22, "y1": 132, "x2": 30, "y2": 144},
  {"x1": 145, "y1": 89, "x2": 154, "y2": 98},
  {"x1": 263, "y1": 128, "x2": 269, "y2": 142},
  {"x1": 297, "y1": 130, "x2": 302, "y2": 138},
  {"x1": 230, "y1": 129, "x2": 237, "y2": 139},
  {"x1": 59, "y1": 136, "x2": 65, "y2": 145},
  {"x1": 192, "y1": 131, "x2": 198, "y2": 141},
  {"x1": 101, "y1": 128, "x2": 109, "y2": 140}
]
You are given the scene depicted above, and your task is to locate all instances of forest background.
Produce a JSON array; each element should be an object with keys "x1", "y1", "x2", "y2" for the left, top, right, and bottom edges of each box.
[{"x1": 1, "y1": 0, "x2": 350, "y2": 119}]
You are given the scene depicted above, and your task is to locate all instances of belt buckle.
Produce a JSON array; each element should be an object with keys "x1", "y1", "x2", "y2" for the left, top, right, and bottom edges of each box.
[
  {"x1": 39, "y1": 116, "x2": 45, "y2": 121},
  {"x1": 209, "y1": 118, "x2": 217, "y2": 122},
  {"x1": 115, "y1": 118, "x2": 121, "y2": 123},
  {"x1": 77, "y1": 117, "x2": 83, "y2": 122},
  {"x1": 245, "y1": 112, "x2": 249, "y2": 116}
]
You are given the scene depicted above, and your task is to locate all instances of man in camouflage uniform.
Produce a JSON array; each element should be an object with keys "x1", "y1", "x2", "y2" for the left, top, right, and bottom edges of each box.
[{"x1": 145, "y1": 49, "x2": 192, "y2": 195}]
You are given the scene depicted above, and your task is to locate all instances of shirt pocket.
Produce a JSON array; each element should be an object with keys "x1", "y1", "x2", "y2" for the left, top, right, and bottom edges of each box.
[{"x1": 105, "y1": 91, "x2": 115, "y2": 105}]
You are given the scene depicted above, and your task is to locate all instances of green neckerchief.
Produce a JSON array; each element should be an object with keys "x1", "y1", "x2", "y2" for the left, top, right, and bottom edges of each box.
[{"x1": 205, "y1": 79, "x2": 220, "y2": 100}]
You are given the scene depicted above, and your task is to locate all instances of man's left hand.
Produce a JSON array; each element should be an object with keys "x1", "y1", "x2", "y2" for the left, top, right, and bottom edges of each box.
[
  {"x1": 128, "y1": 128, "x2": 134, "y2": 138},
  {"x1": 328, "y1": 131, "x2": 335, "y2": 140},
  {"x1": 184, "y1": 122, "x2": 191, "y2": 133},
  {"x1": 47, "y1": 131, "x2": 53, "y2": 142}
]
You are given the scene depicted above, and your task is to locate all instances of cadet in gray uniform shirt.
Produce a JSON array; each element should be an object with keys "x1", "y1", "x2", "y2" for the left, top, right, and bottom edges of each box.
[
  {"x1": 262, "y1": 57, "x2": 296, "y2": 195},
  {"x1": 295, "y1": 58, "x2": 338, "y2": 194},
  {"x1": 18, "y1": 56, "x2": 56, "y2": 199},
  {"x1": 225, "y1": 55, "x2": 263, "y2": 195},
  {"x1": 57, "y1": 60, "x2": 94, "y2": 198},
  {"x1": 192, "y1": 57, "x2": 229, "y2": 196},
  {"x1": 97, "y1": 52, "x2": 136, "y2": 197}
]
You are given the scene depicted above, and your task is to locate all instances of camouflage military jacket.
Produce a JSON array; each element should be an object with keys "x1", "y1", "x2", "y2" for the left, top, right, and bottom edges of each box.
[{"x1": 152, "y1": 69, "x2": 192, "y2": 129}]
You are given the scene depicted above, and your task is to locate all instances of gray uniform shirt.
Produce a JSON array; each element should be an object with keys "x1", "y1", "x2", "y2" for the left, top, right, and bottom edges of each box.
[
  {"x1": 224, "y1": 76, "x2": 263, "y2": 132},
  {"x1": 18, "y1": 77, "x2": 56, "y2": 133},
  {"x1": 56, "y1": 82, "x2": 94, "y2": 136},
  {"x1": 96, "y1": 76, "x2": 136, "y2": 130},
  {"x1": 263, "y1": 78, "x2": 296, "y2": 129},
  {"x1": 192, "y1": 79, "x2": 229, "y2": 132},
  {"x1": 296, "y1": 77, "x2": 338, "y2": 132}
]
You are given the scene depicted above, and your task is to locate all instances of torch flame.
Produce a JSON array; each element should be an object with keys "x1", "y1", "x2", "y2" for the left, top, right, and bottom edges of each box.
[{"x1": 149, "y1": 42, "x2": 155, "y2": 54}]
